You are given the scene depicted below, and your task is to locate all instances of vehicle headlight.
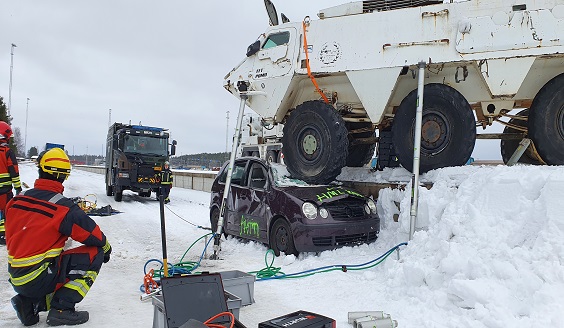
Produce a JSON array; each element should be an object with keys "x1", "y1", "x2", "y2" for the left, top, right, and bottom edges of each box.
[
  {"x1": 366, "y1": 199, "x2": 377, "y2": 214},
  {"x1": 302, "y1": 202, "x2": 318, "y2": 220},
  {"x1": 319, "y1": 207, "x2": 329, "y2": 219}
]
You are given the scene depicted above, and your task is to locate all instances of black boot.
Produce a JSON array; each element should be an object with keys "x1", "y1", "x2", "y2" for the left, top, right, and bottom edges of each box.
[
  {"x1": 0, "y1": 232, "x2": 6, "y2": 245},
  {"x1": 11, "y1": 294, "x2": 40, "y2": 326},
  {"x1": 46, "y1": 309, "x2": 89, "y2": 326}
]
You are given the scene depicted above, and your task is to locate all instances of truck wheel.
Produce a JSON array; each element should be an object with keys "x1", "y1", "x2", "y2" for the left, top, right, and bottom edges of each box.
[
  {"x1": 528, "y1": 73, "x2": 564, "y2": 165},
  {"x1": 266, "y1": 150, "x2": 278, "y2": 163},
  {"x1": 392, "y1": 83, "x2": 476, "y2": 173},
  {"x1": 269, "y1": 219, "x2": 297, "y2": 256},
  {"x1": 346, "y1": 122, "x2": 376, "y2": 167},
  {"x1": 500, "y1": 109, "x2": 543, "y2": 165},
  {"x1": 114, "y1": 186, "x2": 123, "y2": 202},
  {"x1": 282, "y1": 100, "x2": 348, "y2": 184}
]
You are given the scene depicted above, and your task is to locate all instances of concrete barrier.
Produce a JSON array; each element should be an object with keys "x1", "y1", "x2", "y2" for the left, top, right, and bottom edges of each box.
[{"x1": 74, "y1": 166, "x2": 218, "y2": 193}]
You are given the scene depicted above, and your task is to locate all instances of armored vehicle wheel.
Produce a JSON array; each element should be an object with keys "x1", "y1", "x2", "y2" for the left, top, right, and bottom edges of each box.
[
  {"x1": 210, "y1": 208, "x2": 227, "y2": 237},
  {"x1": 266, "y1": 150, "x2": 278, "y2": 163},
  {"x1": 528, "y1": 73, "x2": 564, "y2": 165},
  {"x1": 282, "y1": 100, "x2": 348, "y2": 184},
  {"x1": 392, "y1": 83, "x2": 476, "y2": 173},
  {"x1": 346, "y1": 122, "x2": 376, "y2": 167},
  {"x1": 269, "y1": 219, "x2": 297, "y2": 256},
  {"x1": 500, "y1": 109, "x2": 543, "y2": 165},
  {"x1": 113, "y1": 186, "x2": 123, "y2": 202}
]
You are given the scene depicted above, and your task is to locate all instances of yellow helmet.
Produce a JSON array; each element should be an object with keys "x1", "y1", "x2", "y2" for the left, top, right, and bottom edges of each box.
[{"x1": 39, "y1": 148, "x2": 71, "y2": 180}]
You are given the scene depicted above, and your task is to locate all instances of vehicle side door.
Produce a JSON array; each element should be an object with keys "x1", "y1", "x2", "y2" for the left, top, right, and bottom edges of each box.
[
  {"x1": 239, "y1": 162, "x2": 269, "y2": 242},
  {"x1": 224, "y1": 160, "x2": 250, "y2": 234}
]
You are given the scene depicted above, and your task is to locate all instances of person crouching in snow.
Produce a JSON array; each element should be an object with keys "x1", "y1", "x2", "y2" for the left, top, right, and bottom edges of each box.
[
  {"x1": 160, "y1": 161, "x2": 173, "y2": 204},
  {"x1": 5, "y1": 148, "x2": 111, "y2": 326}
]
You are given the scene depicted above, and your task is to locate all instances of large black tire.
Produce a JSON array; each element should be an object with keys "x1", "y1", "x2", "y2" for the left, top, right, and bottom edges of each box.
[
  {"x1": 500, "y1": 109, "x2": 543, "y2": 165},
  {"x1": 282, "y1": 101, "x2": 348, "y2": 184},
  {"x1": 345, "y1": 122, "x2": 376, "y2": 167},
  {"x1": 266, "y1": 150, "x2": 278, "y2": 164},
  {"x1": 529, "y1": 73, "x2": 564, "y2": 165},
  {"x1": 269, "y1": 219, "x2": 297, "y2": 256},
  {"x1": 376, "y1": 128, "x2": 400, "y2": 170},
  {"x1": 114, "y1": 186, "x2": 123, "y2": 202},
  {"x1": 392, "y1": 83, "x2": 476, "y2": 173}
]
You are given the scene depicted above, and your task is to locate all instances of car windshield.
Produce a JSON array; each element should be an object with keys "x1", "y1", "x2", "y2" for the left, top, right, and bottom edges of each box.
[
  {"x1": 123, "y1": 135, "x2": 168, "y2": 156},
  {"x1": 270, "y1": 163, "x2": 311, "y2": 187}
]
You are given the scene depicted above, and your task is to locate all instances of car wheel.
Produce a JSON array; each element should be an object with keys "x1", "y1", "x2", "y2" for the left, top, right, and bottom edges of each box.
[
  {"x1": 392, "y1": 83, "x2": 476, "y2": 173},
  {"x1": 269, "y1": 219, "x2": 297, "y2": 256},
  {"x1": 500, "y1": 109, "x2": 543, "y2": 165},
  {"x1": 210, "y1": 208, "x2": 228, "y2": 237},
  {"x1": 528, "y1": 73, "x2": 564, "y2": 165},
  {"x1": 282, "y1": 100, "x2": 348, "y2": 184}
]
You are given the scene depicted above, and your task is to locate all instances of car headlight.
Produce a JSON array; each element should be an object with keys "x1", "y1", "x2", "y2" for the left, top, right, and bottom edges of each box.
[
  {"x1": 302, "y1": 202, "x2": 318, "y2": 220},
  {"x1": 319, "y1": 207, "x2": 329, "y2": 219},
  {"x1": 367, "y1": 198, "x2": 377, "y2": 214}
]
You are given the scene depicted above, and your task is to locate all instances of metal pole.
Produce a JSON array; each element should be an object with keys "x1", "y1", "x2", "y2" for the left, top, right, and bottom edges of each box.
[
  {"x1": 8, "y1": 43, "x2": 17, "y2": 117},
  {"x1": 507, "y1": 138, "x2": 531, "y2": 166},
  {"x1": 25, "y1": 97, "x2": 29, "y2": 157},
  {"x1": 225, "y1": 111, "x2": 230, "y2": 162},
  {"x1": 211, "y1": 82, "x2": 266, "y2": 259},
  {"x1": 158, "y1": 194, "x2": 169, "y2": 277},
  {"x1": 409, "y1": 61, "x2": 426, "y2": 241}
]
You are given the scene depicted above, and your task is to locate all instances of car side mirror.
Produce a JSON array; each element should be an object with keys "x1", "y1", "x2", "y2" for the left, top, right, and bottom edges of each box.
[
  {"x1": 170, "y1": 140, "x2": 177, "y2": 156},
  {"x1": 246, "y1": 40, "x2": 260, "y2": 57}
]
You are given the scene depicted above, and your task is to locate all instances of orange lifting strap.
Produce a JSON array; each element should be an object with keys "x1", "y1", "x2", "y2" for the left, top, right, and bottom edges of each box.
[{"x1": 302, "y1": 17, "x2": 330, "y2": 104}]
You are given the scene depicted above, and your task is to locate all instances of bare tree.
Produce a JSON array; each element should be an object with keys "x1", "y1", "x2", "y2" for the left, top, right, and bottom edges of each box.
[{"x1": 13, "y1": 127, "x2": 25, "y2": 157}]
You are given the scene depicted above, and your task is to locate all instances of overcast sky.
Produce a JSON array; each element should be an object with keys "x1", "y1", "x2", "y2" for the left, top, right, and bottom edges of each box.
[{"x1": 1, "y1": 0, "x2": 502, "y2": 159}]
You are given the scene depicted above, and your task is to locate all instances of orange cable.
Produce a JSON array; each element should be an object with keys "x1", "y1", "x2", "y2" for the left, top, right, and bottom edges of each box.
[
  {"x1": 302, "y1": 18, "x2": 330, "y2": 104},
  {"x1": 204, "y1": 311, "x2": 235, "y2": 328}
]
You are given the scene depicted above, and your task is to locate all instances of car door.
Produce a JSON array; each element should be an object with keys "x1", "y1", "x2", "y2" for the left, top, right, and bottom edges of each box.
[
  {"x1": 224, "y1": 160, "x2": 250, "y2": 234},
  {"x1": 238, "y1": 162, "x2": 269, "y2": 242}
]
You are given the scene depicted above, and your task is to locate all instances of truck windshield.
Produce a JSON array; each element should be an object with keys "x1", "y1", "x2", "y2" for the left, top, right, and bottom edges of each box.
[{"x1": 123, "y1": 135, "x2": 168, "y2": 156}]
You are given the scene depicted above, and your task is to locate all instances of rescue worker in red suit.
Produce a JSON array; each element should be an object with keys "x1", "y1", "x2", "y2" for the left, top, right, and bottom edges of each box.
[
  {"x1": 0, "y1": 121, "x2": 22, "y2": 245},
  {"x1": 5, "y1": 148, "x2": 111, "y2": 326}
]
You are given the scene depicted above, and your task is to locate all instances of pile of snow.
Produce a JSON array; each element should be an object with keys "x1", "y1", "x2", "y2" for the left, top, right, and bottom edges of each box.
[{"x1": 0, "y1": 162, "x2": 562, "y2": 327}]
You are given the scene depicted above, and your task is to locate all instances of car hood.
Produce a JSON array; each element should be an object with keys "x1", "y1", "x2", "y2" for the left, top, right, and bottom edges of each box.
[{"x1": 277, "y1": 185, "x2": 366, "y2": 206}]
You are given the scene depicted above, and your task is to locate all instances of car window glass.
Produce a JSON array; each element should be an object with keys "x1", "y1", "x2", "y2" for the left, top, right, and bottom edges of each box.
[
  {"x1": 248, "y1": 163, "x2": 267, "y2": 189},
  {"x1": 262, "y1": 32, "x2": 290, "y2": 49},
  {"x1": 218, "y1": 161, "x2": 247, "y2": 185},
  {"x1": 230, "y1": 161, "x2": 247, "y2": 186}
]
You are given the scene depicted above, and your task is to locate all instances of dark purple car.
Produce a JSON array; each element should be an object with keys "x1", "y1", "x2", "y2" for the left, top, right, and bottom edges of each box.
[{"x1": 209, "y1": 157, "x2": 380, "y2": 256}]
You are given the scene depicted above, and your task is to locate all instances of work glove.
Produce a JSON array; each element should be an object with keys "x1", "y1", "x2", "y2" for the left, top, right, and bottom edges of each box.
[
  {"x1": 103, "y1": 244, "x2": 112, "y2": 263},
  {"x1": 15, "y1": 188, "x2": 22, "y2": 196}
]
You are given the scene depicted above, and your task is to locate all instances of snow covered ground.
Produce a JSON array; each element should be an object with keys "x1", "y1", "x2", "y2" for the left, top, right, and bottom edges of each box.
[{"x1": 1, "y1": 161, "x2": 563, "y2": 327}]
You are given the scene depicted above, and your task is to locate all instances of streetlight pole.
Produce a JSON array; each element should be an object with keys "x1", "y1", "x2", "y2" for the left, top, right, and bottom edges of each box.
[
  {"x1": 8, "y1": 43, "x2": 17, "y2": 117},
  {"x1": 25, "y1": 98, "x2": 30, "y2": 157}
]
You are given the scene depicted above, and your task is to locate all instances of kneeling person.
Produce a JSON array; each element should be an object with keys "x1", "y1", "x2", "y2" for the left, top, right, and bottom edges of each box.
[{"x1": 5, "y1": 148, "x2": 111, "y2": 326}]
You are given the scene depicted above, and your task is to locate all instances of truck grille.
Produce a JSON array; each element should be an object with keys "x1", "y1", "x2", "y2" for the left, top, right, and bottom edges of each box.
[
  {"x1": 363, "y1": 0, "x2": 442, "y2": 13},
  {"x1": 324, "y1": 199, "x2": 366, "y2": 221},
  {"x1": 313, "y1": 231, "x2": 379, "y2": 247}
]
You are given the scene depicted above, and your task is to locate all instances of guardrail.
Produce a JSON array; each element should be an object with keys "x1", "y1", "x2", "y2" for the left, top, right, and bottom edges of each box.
[{"x1": 74, "y1": 166, "x2": 218, "y2": 192}]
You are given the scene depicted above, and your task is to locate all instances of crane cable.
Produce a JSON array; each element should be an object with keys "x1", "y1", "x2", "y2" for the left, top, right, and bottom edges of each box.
[{"x1": 302, "y1": 16, "x2": 330, "y2": 104}]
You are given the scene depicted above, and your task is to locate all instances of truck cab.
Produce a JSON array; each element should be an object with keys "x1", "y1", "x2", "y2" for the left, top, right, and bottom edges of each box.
[{"x1": 105, "y1": 123, "x2": 177, "y2": 202}]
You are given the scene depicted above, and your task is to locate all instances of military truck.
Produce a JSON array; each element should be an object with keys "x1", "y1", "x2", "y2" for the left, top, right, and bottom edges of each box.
[
  {"x1": 105, "y1": 123, "x2": 176, "y2": 202},
  {"x1": 224, "y1": 0, "x2": 564, "y2": 184}
]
